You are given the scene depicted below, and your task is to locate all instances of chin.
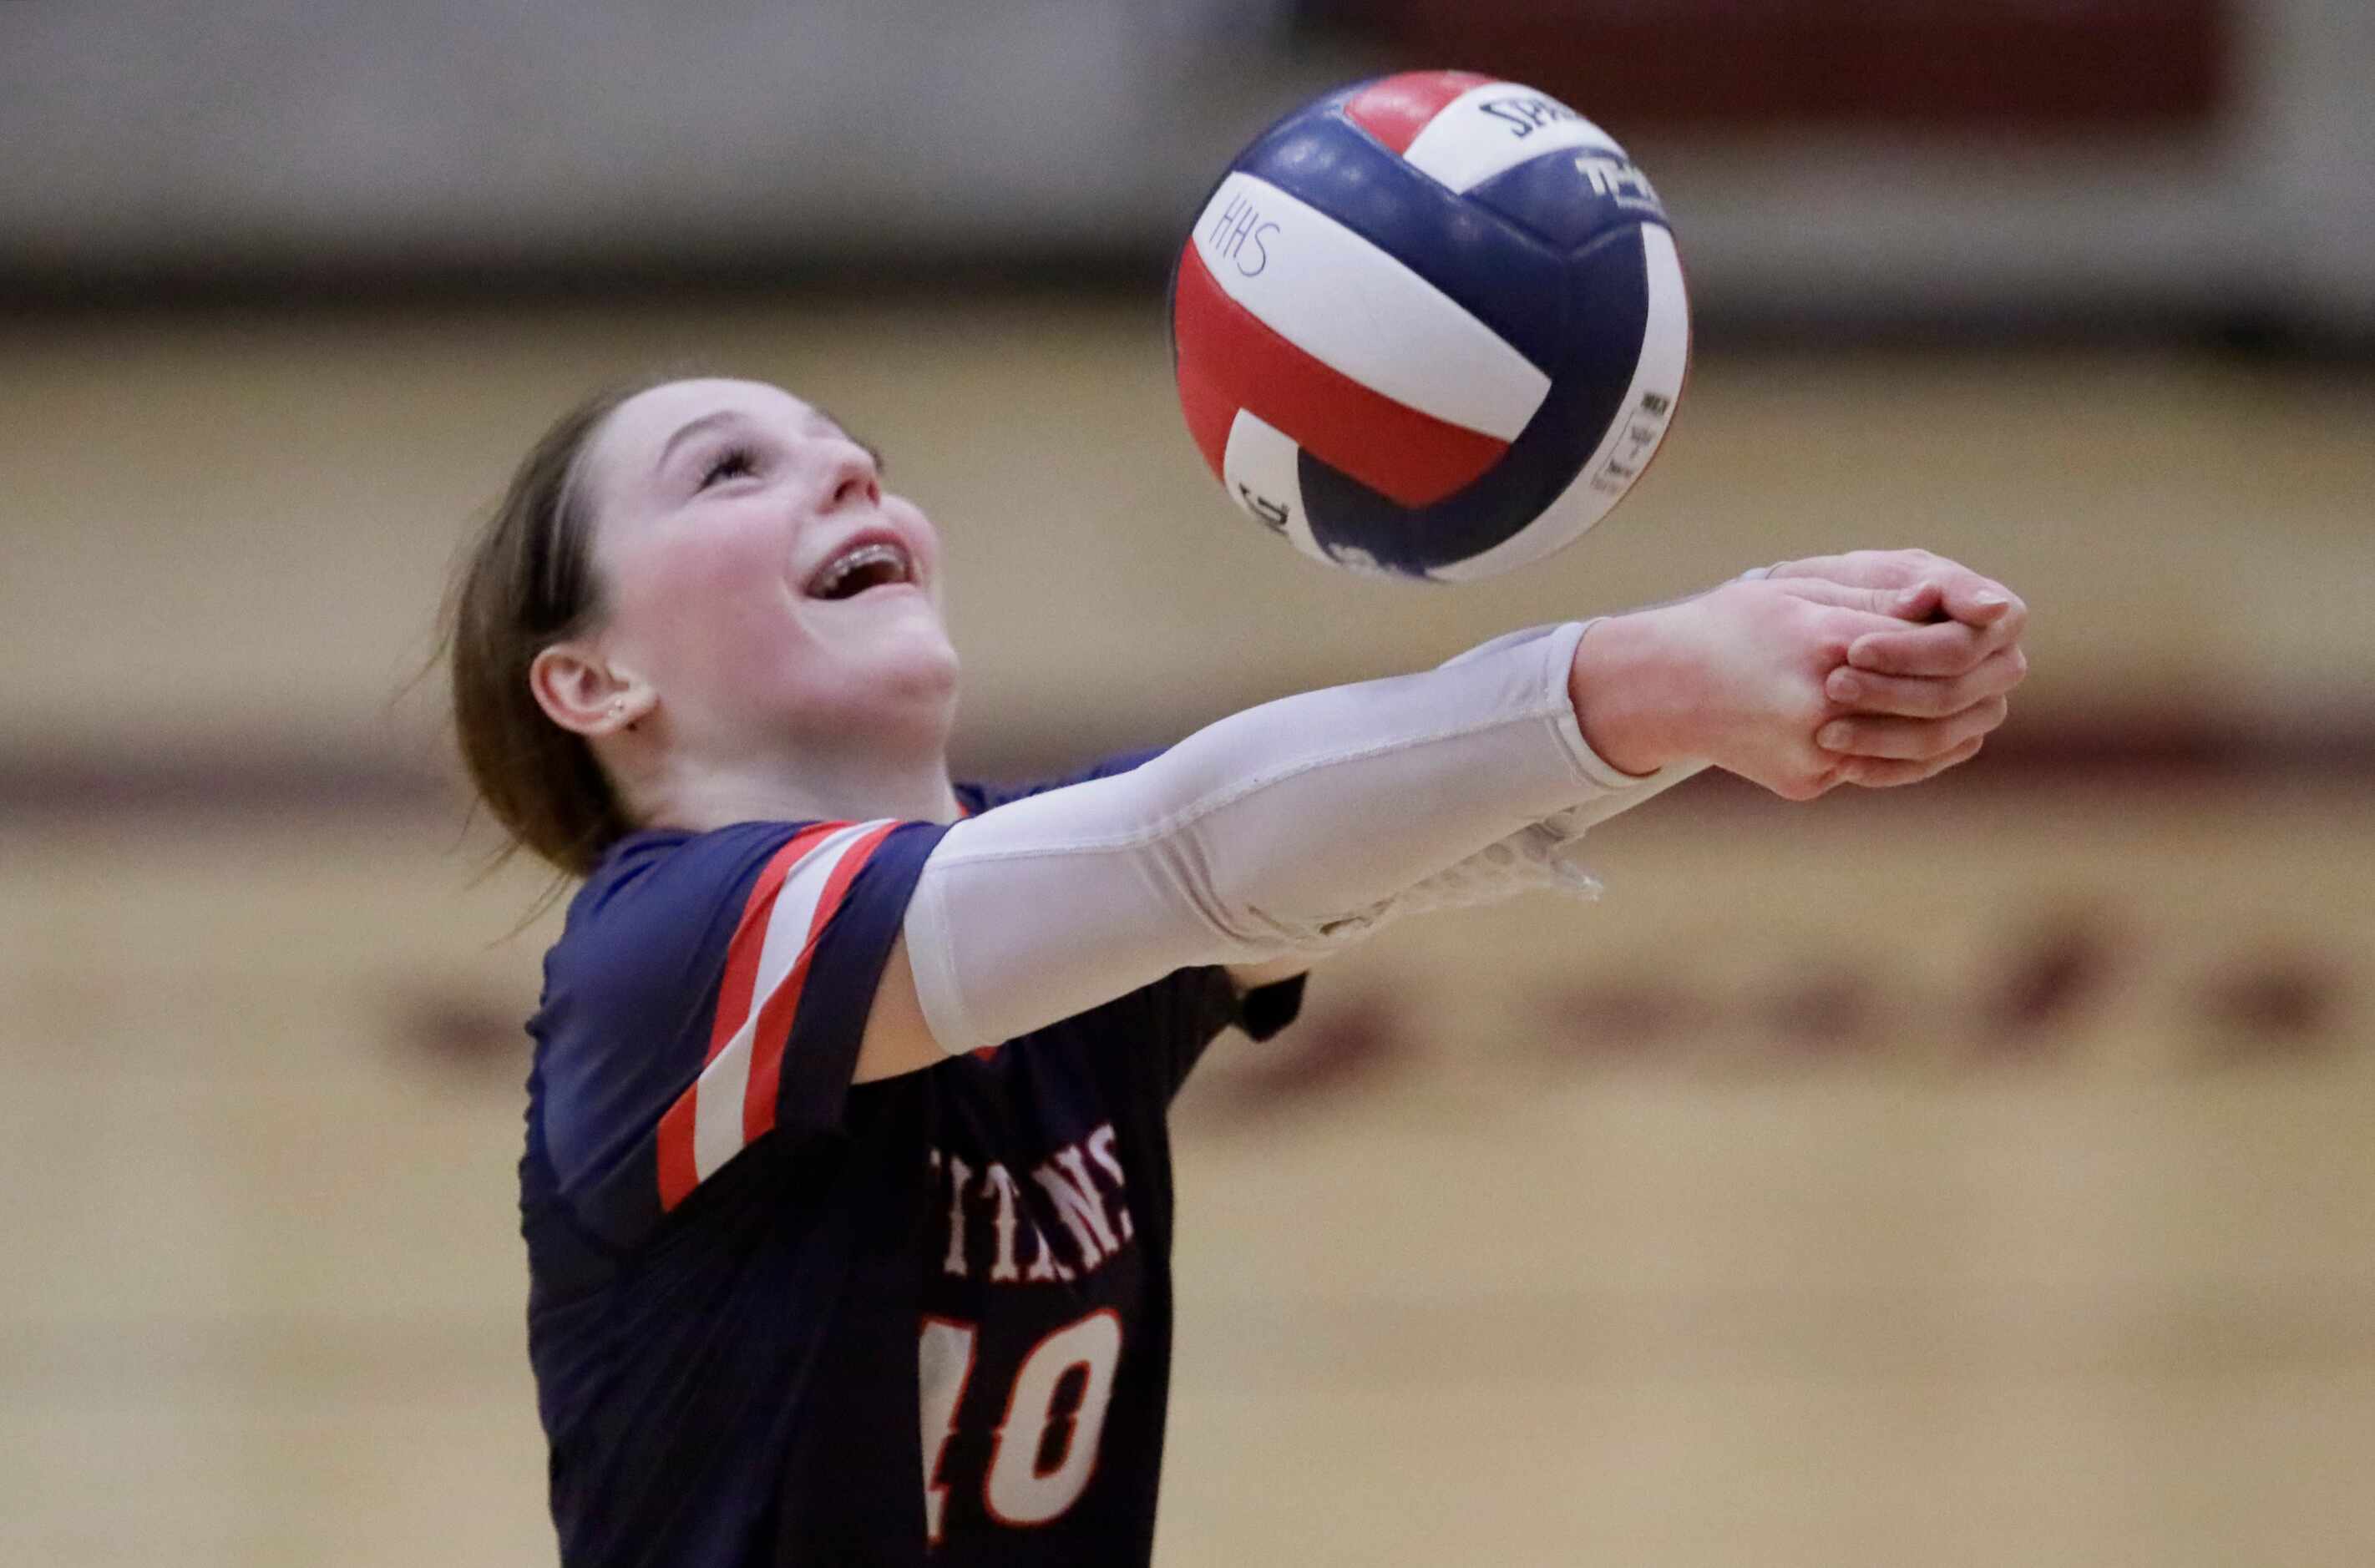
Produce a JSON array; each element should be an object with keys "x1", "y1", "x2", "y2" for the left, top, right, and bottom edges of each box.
[
  {"x1": 881, "y1": 645, "x2": 961, "y2": 708},
  {"x1": 823, "y1": 638, "x2": 960, "y2": 741},
  {"x1": 876, "y1": 609, "x2": 960, "y2": 690}
]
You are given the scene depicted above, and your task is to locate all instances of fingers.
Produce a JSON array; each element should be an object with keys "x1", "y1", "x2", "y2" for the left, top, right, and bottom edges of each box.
[
  {"x1": 1940, "y1": 574, "x2": 2023, "y2": 629},
  {"x1": 1826, "y1": 645, "x2": 2028, "y2": 718},
  {"x1": 1831, "y1": 733, "x2": 1988, "y2": 788},
  {"x1": 1763, "y1": 549, "x2": 1928, "y2": 592},
  {"x1": 1773, "y1": 578, "x2": 1938, "y2": 621},
  {"x1": 1847, "y1": 603, "x2": 2025, "y2": 677},
  {"x1": 1888, "y1": 561, "x2": 2024, "y2": 632},
  {"x1": 1817, "y1": 696, "x2": 2008, "y2": 761},
  {"x1": 1766, "y1": 549, "x2": 2026, "y2": 633}
]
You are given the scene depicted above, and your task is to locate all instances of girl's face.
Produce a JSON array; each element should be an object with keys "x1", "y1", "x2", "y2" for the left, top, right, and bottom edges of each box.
[{"x1": 574, "y1": 378, "x2": 959, "y2": 761}]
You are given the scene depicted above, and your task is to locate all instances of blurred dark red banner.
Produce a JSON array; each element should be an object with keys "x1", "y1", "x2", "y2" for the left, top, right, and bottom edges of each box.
[{"x1": 1327, "y1": 1, "x2": 2229, "y2": 131}]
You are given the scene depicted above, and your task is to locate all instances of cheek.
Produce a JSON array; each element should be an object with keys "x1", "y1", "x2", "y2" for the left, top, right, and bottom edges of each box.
[
  {"x1": 891, "y1": 499, "x2": 946, "y2": 593},
  {"x1": 605, "y1": 517, "x2": 808, "y2": 686}
]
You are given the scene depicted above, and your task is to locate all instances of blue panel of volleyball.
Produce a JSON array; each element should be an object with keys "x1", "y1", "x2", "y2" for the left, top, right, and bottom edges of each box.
[{"x1": 1171, "y1": 71, "x2": 1690, "y2": 582}]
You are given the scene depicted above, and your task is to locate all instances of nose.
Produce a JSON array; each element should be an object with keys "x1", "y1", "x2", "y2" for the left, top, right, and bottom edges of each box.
[{"x1": 824, "y1": 442, "x2": 881, "y2": 510}]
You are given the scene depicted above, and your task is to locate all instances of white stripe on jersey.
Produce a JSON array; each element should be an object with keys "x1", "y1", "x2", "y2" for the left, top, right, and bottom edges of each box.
[{"x1": 691, "y1": 820, "x2": 889, "y2": 1182}]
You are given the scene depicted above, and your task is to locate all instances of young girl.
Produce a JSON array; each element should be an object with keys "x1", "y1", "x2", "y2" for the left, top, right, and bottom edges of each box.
[{"x1": 446, "y1": 377, "x2": 2027, "y2": 1566}]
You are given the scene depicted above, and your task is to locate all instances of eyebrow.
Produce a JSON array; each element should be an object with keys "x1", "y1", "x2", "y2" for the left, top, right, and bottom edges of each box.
[
  {"x1": 656, "y1": 410, "x2": 742, "y2": 473},
  {"x1": 654, "y1": 407, "x2": 886, "y2": 475}
]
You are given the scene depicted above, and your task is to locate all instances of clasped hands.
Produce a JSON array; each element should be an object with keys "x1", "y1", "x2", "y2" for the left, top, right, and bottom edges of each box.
[{"x1": 1571, "y1": 548, "x2": 2031, "y2": 800}]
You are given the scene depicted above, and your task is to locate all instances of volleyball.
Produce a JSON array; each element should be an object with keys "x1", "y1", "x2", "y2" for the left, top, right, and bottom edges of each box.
[{"x1": 1169, "y1": 71, "x2": 1690, "y2": 582}]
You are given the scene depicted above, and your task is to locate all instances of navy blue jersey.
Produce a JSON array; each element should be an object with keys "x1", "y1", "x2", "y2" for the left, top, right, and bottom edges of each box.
[{"x1": 521, "y1": 755, "x2": 1304, "y2": 1566}]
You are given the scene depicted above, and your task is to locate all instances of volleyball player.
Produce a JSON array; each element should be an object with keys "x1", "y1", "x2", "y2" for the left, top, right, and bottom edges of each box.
[{"x1": 444, "y1": 377, "x2": 2028, "y2": 1565}]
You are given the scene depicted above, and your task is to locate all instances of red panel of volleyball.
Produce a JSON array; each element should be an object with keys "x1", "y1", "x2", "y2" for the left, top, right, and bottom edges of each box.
[{"x1": 1171, "y1": 243, "x2": 1510, "y2": 511}]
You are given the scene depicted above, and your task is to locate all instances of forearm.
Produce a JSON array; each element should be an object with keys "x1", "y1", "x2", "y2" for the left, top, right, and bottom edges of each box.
[{"x1": 904, "y1": 620, "x2": 1684, "y2": 1053}]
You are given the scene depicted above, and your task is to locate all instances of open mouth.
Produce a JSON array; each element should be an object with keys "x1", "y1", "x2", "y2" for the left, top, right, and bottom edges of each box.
[{"x1": 806, "y1": 539, "x2": 915, "y2": 601}]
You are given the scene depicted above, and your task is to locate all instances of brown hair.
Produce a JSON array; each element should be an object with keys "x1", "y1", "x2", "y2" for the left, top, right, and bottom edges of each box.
[{"x1": 440, "y1": 382, "x2": 648, "y2": 878}]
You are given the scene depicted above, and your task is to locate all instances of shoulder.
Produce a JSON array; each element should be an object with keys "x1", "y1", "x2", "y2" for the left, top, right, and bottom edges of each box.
[
  {"x1": 533, "y1": 825, "x2": 814, "y2": 1144},
  {"x1": 570, "y1": 820, "x2": 808, "y2": 936},
  {"x1": 544, "y1": 823, "x2": 799, "y2": 1014},
  {"x1": 543, "y1": 817, "x2": 959, "y2": 1038},
  {"x1": 529, "y1": 817, "x2": 949, "y2": 1221},
  {"x1": 958, "y1": 746, "x2": 1166, "y2": 816}
]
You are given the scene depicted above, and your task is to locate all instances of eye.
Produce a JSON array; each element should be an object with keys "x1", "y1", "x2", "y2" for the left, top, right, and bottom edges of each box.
[{"x1": 697, "y1": 443, "x2": 758, "y2": 491}]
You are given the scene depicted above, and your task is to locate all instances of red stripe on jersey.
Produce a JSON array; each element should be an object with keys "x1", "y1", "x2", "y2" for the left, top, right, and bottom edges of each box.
[
  {"x1": 1172, "y1": 241, "x2": 1510, "y2": 508},
  {"x1": 706, "y1": 822, "x2": 845, "y2": 1064},
  {"x1": 742, "y1": 821, "x2": 899, "y2": 1144},
  {"x1": 656, "y1": 1091, "x2": 700, "y2": 1211},
  {"x1": 1343, "y1": 70, "x2": 1497, "y2": 155},
  {"x1": 657, "y1": 822, "x2": 849, "y2": 1212}
]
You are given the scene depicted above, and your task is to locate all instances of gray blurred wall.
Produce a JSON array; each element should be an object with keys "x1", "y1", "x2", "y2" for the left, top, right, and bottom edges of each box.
[{"x1": 5, "y1": 0, "x2": 2372, "y2": 335}]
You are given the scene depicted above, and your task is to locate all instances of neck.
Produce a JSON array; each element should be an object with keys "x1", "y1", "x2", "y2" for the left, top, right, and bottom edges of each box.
[{"x1": 620, "y1": 732, "x2": 965, "y2": 833}]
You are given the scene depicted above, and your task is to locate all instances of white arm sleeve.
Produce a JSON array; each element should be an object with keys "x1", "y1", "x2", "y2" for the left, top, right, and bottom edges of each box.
[{"x1": 903, "y1": 620, "x2": 1703, "y2": 1054}]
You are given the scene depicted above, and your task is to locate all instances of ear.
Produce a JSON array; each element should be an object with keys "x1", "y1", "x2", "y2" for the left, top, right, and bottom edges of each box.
[{"x1": 529, "y1": 641, "x2": 656, "y2": 738}]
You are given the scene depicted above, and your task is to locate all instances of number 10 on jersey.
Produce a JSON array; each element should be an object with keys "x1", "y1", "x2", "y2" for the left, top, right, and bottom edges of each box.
[{"x1": 920, "y1": 1309, "x2": 1123, "y2": 1543}]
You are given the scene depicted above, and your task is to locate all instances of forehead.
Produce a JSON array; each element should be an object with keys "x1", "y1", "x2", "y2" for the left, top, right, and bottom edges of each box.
[{"x1": 583, "y1": 378, "x2": 836, "y2": 486}]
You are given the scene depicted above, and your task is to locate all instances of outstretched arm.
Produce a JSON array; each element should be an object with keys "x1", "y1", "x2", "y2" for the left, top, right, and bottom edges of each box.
[
  {"x1": 855, "y1": 553, "x2": 2028, "y2": 1080},
  {"x1": 1217, "y1": 553, "x2": 2028, "y2": 995}
]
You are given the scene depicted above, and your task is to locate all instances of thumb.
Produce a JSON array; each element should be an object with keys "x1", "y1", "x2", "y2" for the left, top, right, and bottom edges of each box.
[
  {"x1": 1941, "y1": 575, "x2": 2021, "y2": 627},
  {"x1": 1774, "y1": 578, "x2": 1940, "y2": 620}
]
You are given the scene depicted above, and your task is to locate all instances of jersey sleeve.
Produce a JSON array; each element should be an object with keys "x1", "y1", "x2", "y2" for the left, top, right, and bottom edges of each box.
[{"x1": 531, "y1": 817, "x2": 949, "y2": 1247}]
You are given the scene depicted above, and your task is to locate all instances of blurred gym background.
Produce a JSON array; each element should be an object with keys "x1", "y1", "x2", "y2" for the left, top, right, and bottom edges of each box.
[{"x1": 4, "y1": 1, "x2": 2370, "y2": 1563}]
